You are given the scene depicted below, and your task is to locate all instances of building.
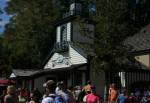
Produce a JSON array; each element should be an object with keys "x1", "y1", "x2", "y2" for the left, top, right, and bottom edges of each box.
[
  {"x1": 42, "y1": 0, "x2": 96, "y2": 90},
  {"x1": 124, "y1": 23, "x2": 150, "y2": 89},
  {"x1": 10, "y1": 0, "x2": 100, "y2": 94},
  {"x1": 9, "y1": 0, "x2": 150, "y2": 99}
]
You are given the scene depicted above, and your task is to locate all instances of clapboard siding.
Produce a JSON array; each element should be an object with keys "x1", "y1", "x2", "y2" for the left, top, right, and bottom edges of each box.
[
  {"x1": 135, "y1": 54, "x2": 150, "y2": 68},
  {"x1": 67, "y1": 22, "x2": 71, "y2": 41},
  {"x1": 56, "y1": 26, "x2": 61, "y2": 42},
  {"x1": 69, "y1": 46, "x2": 87, "y2": 64},
  {"x1": 44, "y1": 46, "x2": 87, "y2": 69}
]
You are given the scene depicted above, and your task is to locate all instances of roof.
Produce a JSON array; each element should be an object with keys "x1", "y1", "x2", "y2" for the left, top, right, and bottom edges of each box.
[
  {"x1": 11, "y1": 69, "x2": 40, "y2": 77},
  {"x1": 55, "y1": 15, "x2": 96, "y2": 26},
  {"x1": 10, "y1": 64, "x2": 86, "y2": 78},
  {"x1": 124, "y1": 23, "x2": 150, "y2": 53},
  {"x1": 70, "y1": 42, "x2": 87, "y2": 58},
  {"x1": 42, "y1": 42, "x2": 88, "y2": 68}
]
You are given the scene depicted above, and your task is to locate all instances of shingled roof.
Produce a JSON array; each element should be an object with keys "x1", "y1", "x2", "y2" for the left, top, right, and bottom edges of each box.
[
  {"x1": 11, "y1": 69, "x2": 40, "y2": 77},
  {"x1": 124, "y1": 23, "x2": 150, "y2": 53}
]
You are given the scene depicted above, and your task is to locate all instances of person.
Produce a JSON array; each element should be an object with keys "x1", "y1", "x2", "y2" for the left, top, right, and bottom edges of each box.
[
  {"x1": 0, "y1": 90, "x2": 7, "y2": 103},
  {"x1": 67, "y1": 86, "x2": 76, "y2": 103},
  {"x1": 74, "y1": 86, "x2": 82, "y2": 101},
  {"x1": 117, "y1": 89, "x2": 127, "y2": 103},
  {"x1": 127, "y1": 93, "x2": 137, "y2": 103},
  {"x1": 29, "y1": 90, "x2": 40, "y2": 103},
  {"x1": 55, "y1": 82, "x2": 62, "y2": 94},
  {"x1": 33, "y1": 88, "x2": 42, "y2": 101},
  {"x1": 42, "y1": 80, "x2": 64, "y2": 103},
  {"x1": 83, "y1": 85, "x2": 102, "y2": 103},
  {"x1": 108, "y1": 84, "x2": 112, "y2": 102},
  {"x1": 55, "y1": 81, "x2": 69, "y2": 103},
  {"x1": 42, "y1": 88, "x2": 49, "y2": 99},
  {"x1": 4, "y1": 85, "x2": 18, "y2": 103},
  {"x1": 108, "y1": 83, "x2": 118, "y2": 103},
  {"x1": 83, "y1": 80, "x2": 92, "y2": 94},
  {"x1": 18, "y1": 89, "x2": 27, "y2": 103}
]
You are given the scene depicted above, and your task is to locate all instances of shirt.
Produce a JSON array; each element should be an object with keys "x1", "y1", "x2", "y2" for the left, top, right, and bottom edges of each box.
[
  {"x1": 118, "y1": 94, "x2": 126, "y2": 103},
  {"x1": 42, "y1": 94, "x2": 56, "y2": 103},
  {"x1": 86, "y1": 93, "x2": 100, "y2": 103},
  {"x1": 56, "y1": 90, "x2": 69, "y2": 103},
  {"x1": 4, "y1": 94, "x2": 18, "y2": 103}
]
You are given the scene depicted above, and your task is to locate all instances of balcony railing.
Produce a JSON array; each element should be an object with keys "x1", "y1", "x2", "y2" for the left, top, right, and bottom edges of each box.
[
  {"x1": 54, "y1": 41, "x2": 69, "y2": 53},
  {"x1": 63, "y1": 10, "x2": 82, "y2": 18}
]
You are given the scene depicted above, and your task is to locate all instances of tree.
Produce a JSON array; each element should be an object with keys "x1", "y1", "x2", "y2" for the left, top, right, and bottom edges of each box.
[
  {"x1": 0, "y1": 36, "x2": 11, "y2": 77},
  {"x1": 3, "y1": 0, "x2": 60, "y2": 69},
  {"x1": 129, "y1": 0, "x2": 150, "y2": 27},
  {"x1": 84, "y1": 0, "x2": 137, "y2": 72},
  {"x1": 0, "y1": 8, "x2": 3, "y2": 28}
]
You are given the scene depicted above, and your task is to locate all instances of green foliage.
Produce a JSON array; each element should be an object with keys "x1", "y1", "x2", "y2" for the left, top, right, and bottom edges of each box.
[
  {"x1": 129, "y1": 0, "x2": 150, "y2": 27},
  {"x1": 85, "y1": 0, "x2": 137, "y2": 72},
  {"x1": 2, "y1": 0, "x2": 60, "y2": 69}
]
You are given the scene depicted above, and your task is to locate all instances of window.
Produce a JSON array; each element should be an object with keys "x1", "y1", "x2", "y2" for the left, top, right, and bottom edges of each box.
[{"x1": 60, "y1": 25, "x2": 67, "y2": 42}]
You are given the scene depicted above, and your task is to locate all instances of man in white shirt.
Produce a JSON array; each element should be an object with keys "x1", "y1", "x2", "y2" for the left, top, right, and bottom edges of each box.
[{"x1": 42, "y1": 80, "x2": 63, "y2": 103}]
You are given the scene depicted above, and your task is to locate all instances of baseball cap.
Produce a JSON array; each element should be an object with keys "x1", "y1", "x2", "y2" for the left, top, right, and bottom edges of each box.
[{"x1": 43, "y1": 80, "x2": 56, "y2": 89}]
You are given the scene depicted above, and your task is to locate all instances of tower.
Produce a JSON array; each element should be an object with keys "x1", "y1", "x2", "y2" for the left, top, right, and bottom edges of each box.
[{"x1": 44, "y1": 0, "x2": 95, "y2": 86}]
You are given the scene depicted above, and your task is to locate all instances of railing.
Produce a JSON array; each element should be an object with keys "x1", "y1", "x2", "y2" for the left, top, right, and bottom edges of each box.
[
  {"x1": 63, "y1": 10, "x2": 82, "y2": 18},
  {"x1": 54, "y1": 41, "x2": 69, "y2": 53}
]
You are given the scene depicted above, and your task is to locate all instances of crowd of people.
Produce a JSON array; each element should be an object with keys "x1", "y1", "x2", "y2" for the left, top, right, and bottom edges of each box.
[
  {"x1": 0, "y1": 80, "x2": 150, "y2": 103},
  {"x1": 0, "y1": 80, "x2": 102, "y2": 103},
  {"x1": 107, "y1": 83, "x2": 150, "y2": 103}
]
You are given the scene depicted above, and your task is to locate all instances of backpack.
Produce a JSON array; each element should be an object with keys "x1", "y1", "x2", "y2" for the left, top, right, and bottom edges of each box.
[{"x1": 47, "y1": 95, "x2": 64, "y2": 103}]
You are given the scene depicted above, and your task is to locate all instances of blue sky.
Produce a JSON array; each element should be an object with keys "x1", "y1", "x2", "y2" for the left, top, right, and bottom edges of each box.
[{"x1": 0, "y1": 0, "x2": 10, "y2": 33}]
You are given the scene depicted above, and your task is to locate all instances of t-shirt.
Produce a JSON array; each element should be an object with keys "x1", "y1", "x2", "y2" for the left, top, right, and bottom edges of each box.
[
  {"x1": 42, "y1": 94, "x2": 56, "y2": 103},
  {"x1": 86, "y1": 93, "x2": 100, "y2": 103},
  {"x1": 42, "y1": 93, "x2": 64, "y2": 103},
  {"x1": 56, "y1": 90, "x2": 69, "y2": 103},
  {"x1": 4, "y1": 94, "x2": 18, "y2": 103},
  {"x1": 118, "y1": 94, "x2": 126, "y2": 103},
  {"x1": 18, "y1": 96, "x2": 26, "y2": 103}
]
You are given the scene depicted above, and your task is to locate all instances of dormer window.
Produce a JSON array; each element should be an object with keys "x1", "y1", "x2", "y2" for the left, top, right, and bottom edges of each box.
[{"x1": 60, "y1": 25, "x2": 67, "y2": 42}]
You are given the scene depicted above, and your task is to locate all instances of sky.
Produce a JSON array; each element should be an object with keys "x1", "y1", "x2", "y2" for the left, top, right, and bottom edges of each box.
[{"x1": 0, "y1": 0, "x2": 10, "y2": 33}]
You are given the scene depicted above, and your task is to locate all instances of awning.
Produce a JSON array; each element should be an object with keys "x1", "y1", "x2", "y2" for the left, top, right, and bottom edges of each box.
[{"x1": 0, "y1": 79, "x2": 15, "y2": 86}]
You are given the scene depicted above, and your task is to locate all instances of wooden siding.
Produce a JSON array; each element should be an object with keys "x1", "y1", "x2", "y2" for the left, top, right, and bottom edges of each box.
[
  {"x1": 44, "y1": 45, "x2": 87, "y2": 69},
  {"x1": 56, "y1": 26, "x2": 61, "y2": 42},
  {"x1": 135, "y1": 54, "x2": 150, "y2": 69},
  {"x1": 67, "y1": 22, "x2": 71, "y2": 41},
  {"x1": 69, "y1": 46, "x2": 87, "y2": 64}
]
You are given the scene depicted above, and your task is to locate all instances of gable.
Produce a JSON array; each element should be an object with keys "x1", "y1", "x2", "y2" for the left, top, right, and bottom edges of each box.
[{"x1": 44, "y1": 46, "x2": 87, "y2": 69}]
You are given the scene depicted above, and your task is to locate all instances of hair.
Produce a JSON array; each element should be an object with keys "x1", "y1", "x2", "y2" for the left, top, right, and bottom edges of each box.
[
  {"x1": 87, "y1": 80, "x2": 91, "y2": 84},
  {"x1": 7, "y1": 85, "x2": 16, "y2": 94}
]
